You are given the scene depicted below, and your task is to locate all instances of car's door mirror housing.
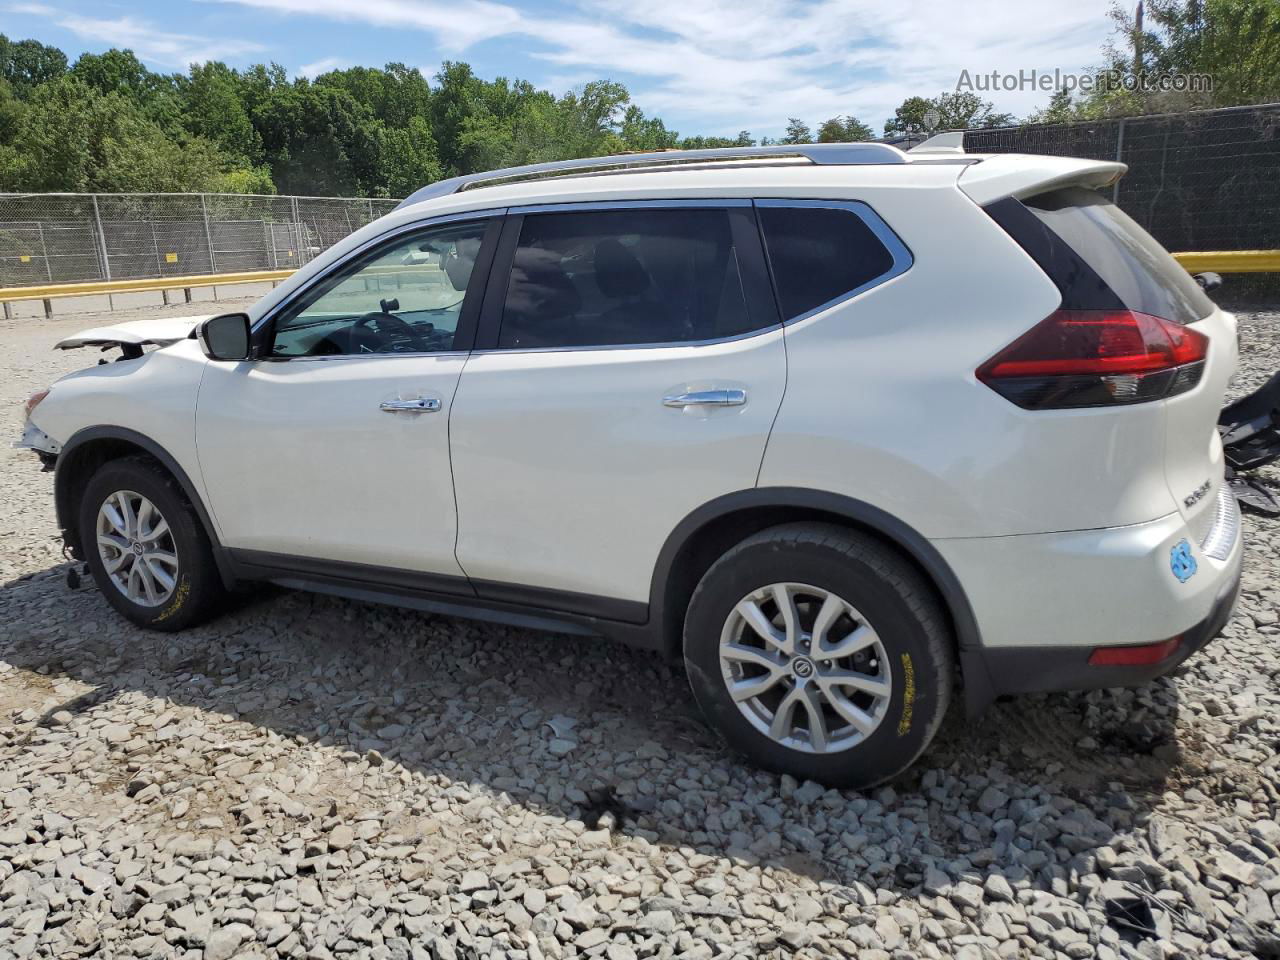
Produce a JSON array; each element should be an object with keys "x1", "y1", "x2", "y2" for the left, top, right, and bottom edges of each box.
[{"x1": 197, "y1": 313, "x2": 252, "y2": 361}]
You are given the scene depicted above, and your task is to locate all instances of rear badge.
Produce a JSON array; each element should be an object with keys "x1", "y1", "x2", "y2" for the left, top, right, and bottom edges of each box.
[
  {"x1": 1170, "y1": 539, "x2": 1198, "y2": 583},
  {"x1": 1183, "y1": 479, "x2": 1211, "y2": 508}
]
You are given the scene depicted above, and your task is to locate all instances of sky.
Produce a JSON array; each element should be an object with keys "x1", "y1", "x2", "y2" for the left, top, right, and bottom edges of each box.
[{"x1": 4, "y1": 0, "x2": 1119, "y2": 138}]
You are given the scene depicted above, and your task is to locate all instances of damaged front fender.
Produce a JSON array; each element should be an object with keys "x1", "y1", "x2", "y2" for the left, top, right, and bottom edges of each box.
[{"x1": 13, "y1": 419, "x2": 61, "y2": 457}]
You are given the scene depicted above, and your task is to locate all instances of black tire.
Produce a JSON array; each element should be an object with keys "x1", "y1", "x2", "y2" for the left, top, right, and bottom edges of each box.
[
  {"x1": 78, "y1": 456, "x2": 226, "y2": 631},
  {"x1": 683, "y1": 522, "x2": 954, "y2": 789}
]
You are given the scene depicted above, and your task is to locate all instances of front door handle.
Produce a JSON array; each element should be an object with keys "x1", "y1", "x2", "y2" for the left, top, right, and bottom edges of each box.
[
  {"x1": 662, "y1": 389, "x2": 747, "y2": 408},
  {"x1": 380, "y1": 397, "x2": 441, "y2": 414}
]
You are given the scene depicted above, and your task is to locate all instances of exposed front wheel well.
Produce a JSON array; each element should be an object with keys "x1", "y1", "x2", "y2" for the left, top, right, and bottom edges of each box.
[
  {"x1": 55, "y1": 437, "x2": 158, "y2": 558},
  {"x1": 53, "y1": 430, "x2": 229, "y2": 590}
]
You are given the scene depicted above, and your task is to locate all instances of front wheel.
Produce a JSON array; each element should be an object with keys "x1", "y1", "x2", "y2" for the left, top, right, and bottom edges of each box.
[
  {"x1": 78, "y1": 457, "x2": 225, "y2": 631},
  {"x1": 683, "y1": 523, "x2": 954, "y2": 789}
]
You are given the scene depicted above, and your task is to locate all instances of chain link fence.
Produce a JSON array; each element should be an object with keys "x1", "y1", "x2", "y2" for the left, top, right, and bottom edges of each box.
[
  {"x1": 963, "y1": 102, "x2": 1280, "y2": 255},
  {"x1": 0, "y1": 193, "x2": 402, "y2": 288}
]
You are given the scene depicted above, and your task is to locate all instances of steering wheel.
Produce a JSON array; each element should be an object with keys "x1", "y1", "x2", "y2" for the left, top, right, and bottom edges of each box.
[{"x1": 348, "y1": 311, "x2": 430, "y2": 353}]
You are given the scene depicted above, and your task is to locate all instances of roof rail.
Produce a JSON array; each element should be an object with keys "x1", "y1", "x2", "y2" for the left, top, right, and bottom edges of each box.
[{"x1": 395, "y1": 142, "x2": 908, "y2": 210}]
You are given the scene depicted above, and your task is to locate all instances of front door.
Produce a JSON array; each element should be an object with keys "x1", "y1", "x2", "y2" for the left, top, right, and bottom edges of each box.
[
  {"x1": 196, "y1": 214, "x2": 497, "y2": 582},
  {"x1": 449, "y1": 202, "x2": 787, "y2": 613}
]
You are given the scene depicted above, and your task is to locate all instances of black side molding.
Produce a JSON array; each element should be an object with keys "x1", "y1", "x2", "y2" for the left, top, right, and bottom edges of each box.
[{"x1": 226, "y1": 549, "x2": 660, "y2": 650}]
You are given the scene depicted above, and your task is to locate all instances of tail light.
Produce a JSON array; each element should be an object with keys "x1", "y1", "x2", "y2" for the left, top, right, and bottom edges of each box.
[{"x1": 977, "y1": 309, "x2": 1208, "y2": 410}]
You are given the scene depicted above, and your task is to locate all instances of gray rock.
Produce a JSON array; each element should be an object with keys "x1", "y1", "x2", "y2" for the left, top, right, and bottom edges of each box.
[
  {"x1": 984, "y1": 873, "x2": 1014, "y2": 903},
  {"x1": 204, "y1": 923, "x2": 254, "y2": 960},
  {"x1": 977, "y1": 786, "x2": 1009, "y2": 815},
  {"x1": 458, "y1": 870, "x2": 488, "y2": 892}
]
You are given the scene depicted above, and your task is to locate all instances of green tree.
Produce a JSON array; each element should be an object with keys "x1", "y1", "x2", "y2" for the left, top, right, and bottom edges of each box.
[
  {"x1": 254, "y1": 81, "x2": 381, "y2": 195},
  {"x1": 884, "y1": 92, "x2": 1013, "y2": 136},
  {"x1": 183, "y1": 62, "x2": 261, "y2": 163},
  {"x1": 70, "y1": 49, "x2": 151, "y2": 96},
  {"x1": 781, "y1": 117, "x2": 812, "y2": 144},
  {"x1": 1080, "y1": 0, "x2": 1280, "y2": 116},
  {"x1": 209, "y1": 165, "x2": 276, "y2": 194},
  {"x1": 615, "y1": 105, "x2": 681, "y2": 151},
  {"x1": 882, "y1": 95, "x2": 933, "y2": 136},
  {"x1": 0, "y1": 34, "x2": 796, "y2": 196},
  {"x1": 71, "y1": 49, "x2": 183, "y2": 134},
  {"x1": 816, "y1": 115, "x2": 874, "y2": 142},
  {"x1": 1025, "y1": 89, "x2": 1078, "y2": 124},
  {"x1": 679, "y1": 130, "x2": 755, "y2": 149},
  {"x1": 378, "y1": 115, "x2": 442, "y2": 196},
  {"x1": 0, "y1": 34, "x2": 67, "y2": 97},
  {"x1": 315, "y1": 63, "x2": 432, "y2": 129},
  {"x1": 0, "y1": 75, "x2": 252, "y2": 193},
  {"x1": 429, "y1": 61, "x2": 491, "y2": 176}
]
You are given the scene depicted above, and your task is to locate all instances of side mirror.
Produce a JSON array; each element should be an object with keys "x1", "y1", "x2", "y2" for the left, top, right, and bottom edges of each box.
[
  {"x1": 197, "y1": 313, "x2": 251, "y2": 361},
  {"x1": 1194, "y1": 271, "x2": 1223, "y2": 293}
]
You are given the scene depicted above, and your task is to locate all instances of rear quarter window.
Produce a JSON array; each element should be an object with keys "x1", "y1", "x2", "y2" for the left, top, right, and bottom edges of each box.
[
  {"x1": 757, "y1": 202, "x2": 908, "y2": 321},
  {"x1": 1022, "y1": 186, "x2": 1214, "y2": 324}
]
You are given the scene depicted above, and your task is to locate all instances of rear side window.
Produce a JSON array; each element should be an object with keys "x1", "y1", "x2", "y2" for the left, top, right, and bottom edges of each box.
[
  {"x1": 757, "y1": 203, "x2": 903, "y2": 321},
  {"x1": 1022, "y1": 187, "x2": 1213, "y2": 323},
  {"x1": 498, "y1": 207, "x2": 766, "y2": 349}
]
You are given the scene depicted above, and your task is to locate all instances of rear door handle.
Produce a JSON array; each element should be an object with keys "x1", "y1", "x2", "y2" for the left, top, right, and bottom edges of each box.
[
  {"x1": 662, "y1": 389, "x2": 747, "y2": 408},
  {"x1": 380, "y1": 398, "x2": 441, "y2": 414}
]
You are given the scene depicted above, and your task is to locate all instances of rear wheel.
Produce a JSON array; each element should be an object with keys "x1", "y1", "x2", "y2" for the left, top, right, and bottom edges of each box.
[
  {"x1": 78, "y1": 457, "x2": 225, "y2": 631},
  {"x1": 683, "y1": 523, "x2": 954, "y2": 788}
]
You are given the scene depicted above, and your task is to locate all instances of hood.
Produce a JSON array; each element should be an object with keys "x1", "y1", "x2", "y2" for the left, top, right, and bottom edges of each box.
[{"x1": 55, "y1": 315, "x2": 211, "y2": 351}]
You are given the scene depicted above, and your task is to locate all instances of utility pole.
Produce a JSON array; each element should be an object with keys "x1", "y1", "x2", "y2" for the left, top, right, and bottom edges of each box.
[{"x1": 1133, "y1": 1, "x2": 1145, "y2": 77}]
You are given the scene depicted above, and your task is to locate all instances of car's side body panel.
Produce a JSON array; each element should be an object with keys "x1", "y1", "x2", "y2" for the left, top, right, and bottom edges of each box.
[{"x1": 758, "y1": 181, "x2": 1181, "y2": 538}]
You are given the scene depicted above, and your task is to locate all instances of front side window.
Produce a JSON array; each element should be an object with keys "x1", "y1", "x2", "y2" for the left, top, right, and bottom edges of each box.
[
  {"x1": 498, "y1": 207, "x2": 761, "y2": 350},
  {"x1": 758, "y1": 203, "x2": 904, "y2": 321},
  {"x1": 270, "y1": 219, "x2": 488, "y2": 357}
]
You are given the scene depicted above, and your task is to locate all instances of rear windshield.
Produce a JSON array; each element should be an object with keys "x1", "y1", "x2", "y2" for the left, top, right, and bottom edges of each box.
[{"x1": 1023, "y1": 187, "x2": 1213, "y2": 324}]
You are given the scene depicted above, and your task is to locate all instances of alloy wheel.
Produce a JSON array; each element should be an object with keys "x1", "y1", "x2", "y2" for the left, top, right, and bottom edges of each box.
[
  {"x1": 718, "y1": 582, "x2": 892, "y2": 754},
  {"x1": 95, "y1": 490, "x2": 180, "y2": 607}
]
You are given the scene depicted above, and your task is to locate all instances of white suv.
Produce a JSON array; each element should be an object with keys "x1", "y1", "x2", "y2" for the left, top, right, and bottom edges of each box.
[{"x1": 17, "y1": 140, "x2": 1244, "y2": 787}]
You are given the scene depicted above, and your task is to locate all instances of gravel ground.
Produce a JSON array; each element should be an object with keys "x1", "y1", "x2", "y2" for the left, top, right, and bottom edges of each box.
[{"x1": 1, "y1": 300, "x2": 1278, "y2": 960}]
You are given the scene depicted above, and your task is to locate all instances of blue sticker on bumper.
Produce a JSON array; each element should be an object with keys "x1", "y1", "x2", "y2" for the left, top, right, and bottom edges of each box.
[{"x1": 1171, "y1": 539, "x2": 1198, "y2": 583}]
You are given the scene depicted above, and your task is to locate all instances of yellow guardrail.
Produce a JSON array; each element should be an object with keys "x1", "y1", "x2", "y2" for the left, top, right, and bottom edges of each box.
[
  {"x1": 1, "y1": 250, "x2": 1277, "y2": 309},
  {"x1": 1171, "y1": 250, "x2": 1280, "y2": 274},
  {"x1": 0, "y1": 269, "x2": 294, "y2": 304}
]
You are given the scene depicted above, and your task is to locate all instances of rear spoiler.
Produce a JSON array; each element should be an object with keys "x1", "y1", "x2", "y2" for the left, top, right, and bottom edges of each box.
[{"x1": 957, "y1": 153, "x2": 1127, "y2": 206}]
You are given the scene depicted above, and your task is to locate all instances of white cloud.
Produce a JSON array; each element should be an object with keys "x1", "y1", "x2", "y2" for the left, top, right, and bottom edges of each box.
[
  {"x1": 13, "y1": 5, "x2": 266, "y2": 69},
  {"x1": 298, "y1": 56, "x2": 349, "y2": 78},
  {"x1": 184, "y1": 0, "x2": 1121, "y2": 132},
  {"x1": 532, "y1": 0, "x2": 1116, "y2": 133}
]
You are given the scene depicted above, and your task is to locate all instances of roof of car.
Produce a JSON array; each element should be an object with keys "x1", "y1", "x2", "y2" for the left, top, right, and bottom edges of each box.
[{"x1": 395, "y1": 140, "x2": 985, "y2": 212}]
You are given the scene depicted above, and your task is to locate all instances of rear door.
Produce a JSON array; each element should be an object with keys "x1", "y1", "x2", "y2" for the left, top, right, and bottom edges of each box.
[
  {"x1": 448, "y1": 201, "x2": 786, "y2": 614},
  {"x1": 1019, "y1": 187, "x2": 1238, "y2": 541}
]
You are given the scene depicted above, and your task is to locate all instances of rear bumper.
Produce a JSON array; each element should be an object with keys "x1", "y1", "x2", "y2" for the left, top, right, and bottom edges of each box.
[
  {"x1": 935, "y1": 494, "x2": 1244, "y2": 713},
  {"x1": 965, "y1": 545, "x2": 1241, "y2": 702}
]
